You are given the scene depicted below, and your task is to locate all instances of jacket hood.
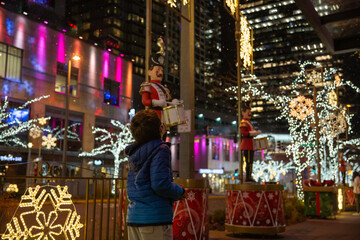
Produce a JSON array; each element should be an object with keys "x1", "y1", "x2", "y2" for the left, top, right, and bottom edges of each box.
[{"x1": 125, "y1": 139, "x2": 170, "y2": 171}]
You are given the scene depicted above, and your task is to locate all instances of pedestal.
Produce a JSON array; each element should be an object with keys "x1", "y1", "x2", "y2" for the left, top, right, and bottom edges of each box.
[
  {"x1": 225, "y1": 184, "x2": 285, "y2": 234},
  {"x1": 173, "y1": 179, "x2": 209, "y2": 240},
  {"x1": 304, "y1": 186, "x2": 337, "y2": 218}
]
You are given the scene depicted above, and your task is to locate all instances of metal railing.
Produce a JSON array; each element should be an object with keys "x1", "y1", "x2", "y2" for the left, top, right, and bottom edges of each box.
[{"x1": 0, "y1": 176, "x2": 127, "y2": 240}]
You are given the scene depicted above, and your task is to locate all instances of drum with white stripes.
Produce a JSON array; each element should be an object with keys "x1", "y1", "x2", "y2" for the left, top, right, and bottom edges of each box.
[{"x1": 225, "y1": 184, "x2": 286, "y2": 234}]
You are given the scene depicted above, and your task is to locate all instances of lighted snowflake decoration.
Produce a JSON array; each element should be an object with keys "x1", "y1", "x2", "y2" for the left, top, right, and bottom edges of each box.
[
  {"x1": 38, "y1": 117, "x2": 48, "y2": 125},
  {"x1": 42, "y1": 134, "x2": 57, "y2": 149},
  {"x1": 29, "y1": 211, "x2": 62, "y2": 239},
  {"x1": 2, "y1": 185, "x2": 83, "y2": 240},
  {"x1": 306, "y1": 69, "x2": 322, "y2": 85},
  {"x1": 328, "y1": 90, "x2": 338, "y2": 107},
  {"x1": 289, "y1": 95, "x2": 314, "y2": 120},
  {"x1": 187, "y1": 191, "x2": 196, "y2": 202},
  {"x1": 29, "y1": 127, "x2": 42, "y2": 139},
  {"x1": 320, "y1": 112, "x2": 346, "y2": 137}
]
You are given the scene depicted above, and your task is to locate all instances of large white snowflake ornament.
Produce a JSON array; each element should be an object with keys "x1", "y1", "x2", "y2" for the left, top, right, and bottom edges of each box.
[
  {"x1": 42, "y1": 134, "x2": 57, "y2": 149},
  {"x1": 2, "y1": 185, "x2": 83, "y2": 240},
  {"x1": 320, "y1": 112, "x2": 346, "y2": 137},
  {"x1": 306, "y1": 69, "x2": 322, "y2": 85},
  {"x1": 289, "y1": 95, "x2": 314, "y2": 120}
]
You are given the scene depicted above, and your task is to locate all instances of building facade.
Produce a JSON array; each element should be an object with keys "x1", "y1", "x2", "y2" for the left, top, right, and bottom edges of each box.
[{"x1": 0, "y1": 7, "x2": 133, "y2": 177}]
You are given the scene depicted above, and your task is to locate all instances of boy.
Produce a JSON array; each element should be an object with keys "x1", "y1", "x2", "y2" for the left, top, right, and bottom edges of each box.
[{"x1": 125, "y1": 109, "x2": 185, "y2": 240}]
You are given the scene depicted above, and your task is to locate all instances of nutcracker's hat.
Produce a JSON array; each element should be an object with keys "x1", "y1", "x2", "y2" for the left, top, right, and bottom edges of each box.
[
  {"x1": 150, "y1": 37, "x2": 166, "y2": 68},
  {"x1": 241, "y1": 101, "x2": 251, "y2": 112},
  {"x1": 150, "y1": 53, "x2": 165, "y2": 68}
]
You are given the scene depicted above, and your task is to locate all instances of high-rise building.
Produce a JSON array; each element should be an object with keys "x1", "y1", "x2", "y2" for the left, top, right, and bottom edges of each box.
[
  {"x1": 229, "y1": 0, "x2": 341, "y2": 133},
  {"x1": 65, "y1": 0, "x2": 237, "y2": 132}
]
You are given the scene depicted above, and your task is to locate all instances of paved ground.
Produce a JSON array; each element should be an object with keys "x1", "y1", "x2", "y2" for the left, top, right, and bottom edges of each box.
[{"x1": 210, "y1": 211, "x2": 360, "y2": 240}]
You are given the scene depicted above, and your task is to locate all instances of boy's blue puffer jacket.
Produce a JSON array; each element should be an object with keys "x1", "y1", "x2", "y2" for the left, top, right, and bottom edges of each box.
[{"x1": 125, "y1": 139, "x2": 184, "y2": 225}]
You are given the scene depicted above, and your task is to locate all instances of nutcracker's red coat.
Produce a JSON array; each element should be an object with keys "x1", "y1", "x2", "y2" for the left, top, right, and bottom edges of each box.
[
  {"x1": 141, "y1": 80, "x2": 162, "y2": 118},
  {"x1": 240, "y1": 118, "x2": 254, "y2": 150}
]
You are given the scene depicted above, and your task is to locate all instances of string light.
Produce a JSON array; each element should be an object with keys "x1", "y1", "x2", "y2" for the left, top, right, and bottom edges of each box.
[
  {"x1": 225, "y1": 0, "x2": 238, "y2": 15},
  {"x1": 328, "y1": 90, "x2": 338, "y2": 107},
  {"x1": 6, "y1": 184, "x2": 19, "y2": 193},
  {"x1": 240, "y1": 17, "x2": 252, "y2": 68},
  {"x1": 166, "y1": 0, "x2": 190, "y2": 8},
  {"x1": 252, "y1": 154, "x2": 294, "y2": 183},
  {"x1": 2, "y1": 185, "x2": 83, "y2": 240}
]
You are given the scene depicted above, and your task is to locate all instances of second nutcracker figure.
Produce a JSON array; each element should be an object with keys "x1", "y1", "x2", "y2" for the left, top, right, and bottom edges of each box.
[{"x1": 240, "y1": 104, "x2": 262, "y2": 182}]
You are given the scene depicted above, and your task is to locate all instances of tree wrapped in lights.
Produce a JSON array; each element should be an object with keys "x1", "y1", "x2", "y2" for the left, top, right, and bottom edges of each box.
[
  {"x1": 0, "y1": 95, "x2": 49, "y2": 147},
  {"x1": 79, "y1": 120, "x2": 134, "y2": 180}
]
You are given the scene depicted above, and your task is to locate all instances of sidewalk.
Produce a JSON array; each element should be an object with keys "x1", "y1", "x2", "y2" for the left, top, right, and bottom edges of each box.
[{"x1": 210, "y1": 211, "x2": 360, "y2": 240}]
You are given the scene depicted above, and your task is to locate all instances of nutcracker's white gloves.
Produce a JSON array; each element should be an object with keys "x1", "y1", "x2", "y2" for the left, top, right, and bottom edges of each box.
[
  {"x1": 249, "y1": 130, "x2": 262, "y2": 137},
  {"x1": 171, "y1": 99, "x2": 181, "y2": 105},
  {"x1": 152, "y1": 99, "x2": 167, "y2": 108}
]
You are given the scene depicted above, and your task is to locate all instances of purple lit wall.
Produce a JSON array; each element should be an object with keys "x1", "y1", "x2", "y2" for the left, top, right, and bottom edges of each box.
[
  {"x1": 170, "y1": 135, "x2": 239, "y2": 174},
  {"x1": 0, "y1": 7, "x2": 133, "y2": 122}
]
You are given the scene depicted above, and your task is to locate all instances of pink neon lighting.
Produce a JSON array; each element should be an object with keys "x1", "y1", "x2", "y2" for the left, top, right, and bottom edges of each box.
[
  {"x1": 57, "y1": 33, "x2": 65, "y2": 63},
  {"x1": 103, "y1": 51, "x2": 109, "y2": 78},
  {"x1": 37, "y1": 25, "x2": 47, "y2": 72},
  {"x1": 120, "y1": 54, "x2": 124, "y2": 57},
  {"x1": 43, "y1": 21, "x2": 48, "y2": 24},
  {"x1": 14, "y1": 17, "x2": 25, "y2": 49},
  {"x1": 115, "y1": 57, "x2": 123, "y2": 106}
]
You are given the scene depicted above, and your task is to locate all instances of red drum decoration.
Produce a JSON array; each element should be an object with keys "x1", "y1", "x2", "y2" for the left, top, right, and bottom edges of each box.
[
  {"x1": 225, "y1": 184, "x2": 285, "y2": 234},
  {"x1": 173, "y1": 179, "x2": 209, "y2": 240},
  {"x1": 345, "y1": 187, "x2": 355, "y2": 208}
]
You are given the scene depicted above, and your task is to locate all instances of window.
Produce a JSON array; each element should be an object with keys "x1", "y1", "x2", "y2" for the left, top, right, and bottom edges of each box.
[
  {"x1": 0, "y1": 43, "x2": 23, "y2": 82},
  {"x1": 45, "y1": 106, "x2": 83, "y2": 152},
  {"x1": 103, "y1": 78, "x2": 120, "y2": 106},
  {"x1": 55, "y1": 62, "x2": 78, "y2": 96}
]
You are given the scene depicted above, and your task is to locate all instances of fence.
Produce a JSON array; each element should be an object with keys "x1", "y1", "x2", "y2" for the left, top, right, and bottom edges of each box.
[{"x1": 0, "y1": 176, "x2": 127, "y2": 240}]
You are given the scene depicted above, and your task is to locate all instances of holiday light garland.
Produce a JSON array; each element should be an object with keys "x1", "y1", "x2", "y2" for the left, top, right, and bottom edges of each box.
[
  {"x1": 225, "y1": 0, "x2": 238, "y2": 15},
  {"x1": 79, "y1": 120, "x2": 134, "y2": 180},
  {"x1": 2, "y1": 185, "x2": 83, "y2": 240},
  {"x1": 240, "y1": 17, "x2": 252, "y2": 69}
]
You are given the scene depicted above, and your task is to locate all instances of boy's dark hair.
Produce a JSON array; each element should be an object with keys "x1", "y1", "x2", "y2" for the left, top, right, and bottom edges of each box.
[{"x1": 130, "y1": 109, "x2": 161, "y2": 144}]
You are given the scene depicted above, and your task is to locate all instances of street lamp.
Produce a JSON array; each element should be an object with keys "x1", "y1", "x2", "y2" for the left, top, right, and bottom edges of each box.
[
  {"x1": 26, "y1": 142, "x2": 33, "y2": 186},
  {"x1": 62, "y1": 55, "x2": 80, "y2": 177}
]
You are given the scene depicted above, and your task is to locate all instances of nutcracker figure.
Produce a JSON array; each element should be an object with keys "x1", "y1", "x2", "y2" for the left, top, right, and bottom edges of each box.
[
  {"x1": 139, "y1": 38, "x2": 171, "y2": 119},
  {"x1": 240, "y1": 104, "x2": 262, "y2": 182}
]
